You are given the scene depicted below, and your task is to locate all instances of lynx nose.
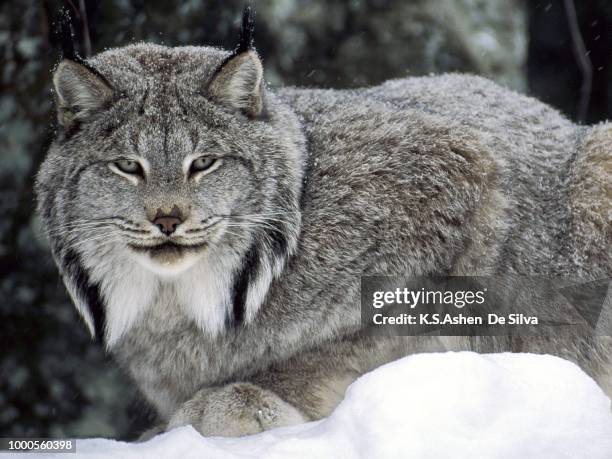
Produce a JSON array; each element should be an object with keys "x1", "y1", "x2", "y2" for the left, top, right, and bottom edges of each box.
[
  {"x1": 153, "y1": 216, "x2": 182, "y2": 235},
  {"x1": 151, "y1": 206, "x2": 183, "y2": 236}
]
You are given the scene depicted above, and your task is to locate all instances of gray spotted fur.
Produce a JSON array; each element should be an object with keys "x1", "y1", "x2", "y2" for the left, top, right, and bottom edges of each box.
[{"x1": 36, "y1": 43, "x2": 612, "y2": 436}]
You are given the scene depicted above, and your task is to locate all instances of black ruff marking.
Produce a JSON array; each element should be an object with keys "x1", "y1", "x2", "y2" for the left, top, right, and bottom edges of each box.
[
  {"x1": 230, "y1": 221, "x2": 290, "y2": 328},
  {"x1": 63, "y1": 249, "x2": 106, "y2": 341},
  {"x1": 230, "y1": 243, "x2": 260, "y2": 326},
  {"x1": 265, "y1": 220, "x2": 289, "y2": 260}
]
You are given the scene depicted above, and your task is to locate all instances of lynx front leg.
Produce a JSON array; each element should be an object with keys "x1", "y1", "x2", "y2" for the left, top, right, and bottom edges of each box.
[
  {"x1": 166, "y1": 382, "x2": 307, "y2": 437},
  {"x1": 167, "y1": 337, "x2": 427, "y2": 437}
]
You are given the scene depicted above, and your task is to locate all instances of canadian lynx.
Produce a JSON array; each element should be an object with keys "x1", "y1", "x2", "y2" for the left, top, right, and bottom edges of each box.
[{"x1": 37, "y1": 11, "x2": 611, "y2": 436}]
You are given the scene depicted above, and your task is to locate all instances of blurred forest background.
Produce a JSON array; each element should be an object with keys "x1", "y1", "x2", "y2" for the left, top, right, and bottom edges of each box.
[{"x1": 1, "y1": 0, "x2": 611, "y2": 440}]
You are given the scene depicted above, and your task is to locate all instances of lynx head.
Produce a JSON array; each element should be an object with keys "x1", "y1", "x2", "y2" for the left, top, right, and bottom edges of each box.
[{"x1": 36, "y1": 11, "x2": 305, "y2": 347}]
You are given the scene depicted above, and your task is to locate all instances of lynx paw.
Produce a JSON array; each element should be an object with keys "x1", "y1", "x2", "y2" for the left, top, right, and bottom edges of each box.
[{"x1": 167, "y1": 382, "x2": 307, "y2": 437}]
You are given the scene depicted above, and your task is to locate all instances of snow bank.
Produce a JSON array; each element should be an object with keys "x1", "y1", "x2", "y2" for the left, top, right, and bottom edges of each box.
[{"x1": 26, "y1": 352, "x2": 612, "y2": 459}]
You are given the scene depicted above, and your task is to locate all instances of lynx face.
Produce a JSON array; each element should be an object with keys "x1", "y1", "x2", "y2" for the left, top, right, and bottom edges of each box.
[
  {"x1": 36, "y1": 44, "x2": 305, "y2": 345},
  {"x1": 66, "y1": 92, "x2": 266, "y2": 277}
]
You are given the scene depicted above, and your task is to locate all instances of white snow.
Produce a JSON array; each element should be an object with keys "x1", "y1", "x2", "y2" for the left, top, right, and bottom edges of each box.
[{"x1": 21, "y1": 352, "x2": 612, "y2": 459}]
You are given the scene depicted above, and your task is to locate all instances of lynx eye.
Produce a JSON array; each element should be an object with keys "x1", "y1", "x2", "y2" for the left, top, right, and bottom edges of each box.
[
  {"x1": 114, "y1": 160, "x2": 143, "y2": 175},
  {"x1": 188, "y1": 156, "x2": 220, "y2": 179},
  {"x1": 109, "y1": 159, "x2": 145, "y2": 183}
]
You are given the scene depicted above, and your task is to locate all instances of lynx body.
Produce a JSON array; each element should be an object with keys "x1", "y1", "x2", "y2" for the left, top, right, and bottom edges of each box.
[{"x1": 36, "y1": 38, "x2": 611, "y2": 436}]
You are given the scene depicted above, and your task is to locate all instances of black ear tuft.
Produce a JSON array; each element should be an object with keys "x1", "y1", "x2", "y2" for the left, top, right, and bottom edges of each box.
[
  {"x1": 236, "y1": 5, "x2": 255, "y2": 54},
  {"x1": 207, "y1": 5, "x2": 264, "y2": 117},
  {"x1": 56, "y1": 6, "x2": 79, "y2": 62}
]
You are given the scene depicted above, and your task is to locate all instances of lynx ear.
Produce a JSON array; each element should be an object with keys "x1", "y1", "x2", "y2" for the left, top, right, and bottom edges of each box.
[
  {"x1": 207, "y1": 50, "x2": 264, "y2": 117},
  {"x1": 53, "y1": 59, "x2": 113, "y2": 127}
]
